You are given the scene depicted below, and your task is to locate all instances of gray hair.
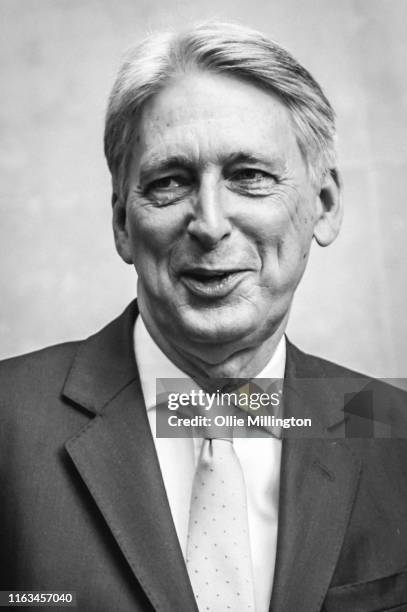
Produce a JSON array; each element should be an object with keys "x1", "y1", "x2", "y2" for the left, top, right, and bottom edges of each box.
[{"x1": 104, "y1": 22, "x2": 336, "y2": 201}]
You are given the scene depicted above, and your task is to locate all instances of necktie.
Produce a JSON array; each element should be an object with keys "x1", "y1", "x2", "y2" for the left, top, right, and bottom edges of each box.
[{"x1": 186, "y1": 432, "x2": 256, "y2": 611}]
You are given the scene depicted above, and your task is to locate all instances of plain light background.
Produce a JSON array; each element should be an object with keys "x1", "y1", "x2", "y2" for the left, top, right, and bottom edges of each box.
[{"x1": 0, "y1": 0, "x2": 406, "y2": 378}]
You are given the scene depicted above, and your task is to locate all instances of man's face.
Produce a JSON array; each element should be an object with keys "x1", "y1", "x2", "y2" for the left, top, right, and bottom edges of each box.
[{"x1": 118, "y1": 71, "x2": 322, "y2": 353}]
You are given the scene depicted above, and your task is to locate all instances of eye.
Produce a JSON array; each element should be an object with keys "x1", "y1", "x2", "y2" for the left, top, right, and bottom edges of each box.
[
  {"x1": 149, "y1": 175, "x2": 188, "y2": 191},
  {"x1": 144, "y1": 174, "x2": 192, "y2": 205},
  {"x1": 233, "y1": 169, "x2": 268, "y2": 181},
  {"x1": 228, "y1": 168, "x2": 277, "y2": 196}
]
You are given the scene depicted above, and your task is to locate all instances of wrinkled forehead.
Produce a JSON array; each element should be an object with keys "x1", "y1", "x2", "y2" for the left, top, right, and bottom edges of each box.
[{"x1": 133, "y1": 71, "x2": 303, "y2": 170}]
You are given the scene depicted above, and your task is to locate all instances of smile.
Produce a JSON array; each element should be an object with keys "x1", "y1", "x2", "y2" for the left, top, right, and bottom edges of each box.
[{"x1": 180, "y1": 268, "x2": 249, "y2": 298}]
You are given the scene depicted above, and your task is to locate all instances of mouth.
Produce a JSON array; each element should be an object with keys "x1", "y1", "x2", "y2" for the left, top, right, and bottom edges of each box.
[{"x1": 179, "y1": 267, "x2": 250, "y2": 298}]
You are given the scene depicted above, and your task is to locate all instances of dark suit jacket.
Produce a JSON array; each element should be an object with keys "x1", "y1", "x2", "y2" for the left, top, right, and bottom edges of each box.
[{"x1": 1, "y1": 301, "x2": 407, "y2": 612}]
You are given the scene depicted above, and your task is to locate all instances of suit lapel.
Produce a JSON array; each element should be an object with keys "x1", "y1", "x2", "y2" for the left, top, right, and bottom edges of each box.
[
  {"x1": 270, "y1": 342, "x2": 361, "y2": 612},
  {"x1": 63, "y1": 302, "x2": 197, "y2": 612}
]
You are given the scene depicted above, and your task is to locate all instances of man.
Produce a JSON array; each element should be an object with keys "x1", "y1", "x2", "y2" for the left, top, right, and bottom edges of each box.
[{"x1": 1, "y1": 22, "x2": 407, "y2": 612}]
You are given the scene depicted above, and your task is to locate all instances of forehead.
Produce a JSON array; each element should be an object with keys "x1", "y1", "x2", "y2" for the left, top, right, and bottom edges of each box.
[{"x1": 135, "y1": 71, "x2": 303, "y2": 167}]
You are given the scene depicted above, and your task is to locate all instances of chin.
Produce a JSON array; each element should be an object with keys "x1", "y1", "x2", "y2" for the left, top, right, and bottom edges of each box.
[{"x1": 174, "y1": 306, "x2": 259, "y2": 346}]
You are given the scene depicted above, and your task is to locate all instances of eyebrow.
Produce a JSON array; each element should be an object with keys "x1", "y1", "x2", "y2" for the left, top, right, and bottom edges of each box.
[
  {"x1": 222, "y1": 152, "x2": 288, "y2": 174},
  {"x1": 139, "y1": 155, "x2": 196, "y2": 182},
  {"x1": 138, "y1": 150, "x2": 287, "y2": 180}
]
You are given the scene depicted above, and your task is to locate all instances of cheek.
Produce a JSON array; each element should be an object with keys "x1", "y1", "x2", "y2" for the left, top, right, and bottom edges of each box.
[
  {"x1": 240, "y1": 200, "x2": 292, "y2": 255},
  {"x1": 248, "y1": 197, "x2": 314, "y2": 281},
  {"x1": 127, "y1": 205, "x2": 181, "y2": 264},
  {"x1": 278, "y1": 186, "x2": 317, "y2": 244}
]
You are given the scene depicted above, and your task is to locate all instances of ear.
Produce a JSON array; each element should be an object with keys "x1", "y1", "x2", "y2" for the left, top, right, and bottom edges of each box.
[
  {"x1": 313, "y1": 168, "x2": 343, "y2": 247},
  {"x1": 112, "y1": 192, "x2": 133, "y2": 264}
]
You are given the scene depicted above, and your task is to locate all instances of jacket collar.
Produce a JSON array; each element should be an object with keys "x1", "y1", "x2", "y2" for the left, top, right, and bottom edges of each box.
[
  {"x1": 62, "y1": 302, "x2": 352, "y2": 429},
  {"x1": 62, "y1": 301, "x2": 139, "y2": 415}
]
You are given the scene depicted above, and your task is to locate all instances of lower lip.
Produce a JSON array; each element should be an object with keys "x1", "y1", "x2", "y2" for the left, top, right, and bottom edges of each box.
[{"x1": 180, "y1": 271, "x2": 249, "y2": 298}]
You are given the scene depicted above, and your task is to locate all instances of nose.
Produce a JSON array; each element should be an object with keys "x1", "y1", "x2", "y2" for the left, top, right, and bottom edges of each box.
[{"x1": 187, "y1": 179, "x2": 232, "y2": 249}]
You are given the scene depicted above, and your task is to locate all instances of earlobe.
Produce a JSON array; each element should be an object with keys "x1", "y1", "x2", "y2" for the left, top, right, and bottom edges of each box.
[
  {"x1": 313, "y1": 168, "x2": 343, "y2": 247},
  {"x1": 112, "y1": 192, "x2": 133, "y2": 264}
]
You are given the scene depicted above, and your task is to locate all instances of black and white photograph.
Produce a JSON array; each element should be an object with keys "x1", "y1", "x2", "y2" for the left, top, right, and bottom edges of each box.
[{"x1": 1, "y1": 1, "x2": 407, "y2": 611}]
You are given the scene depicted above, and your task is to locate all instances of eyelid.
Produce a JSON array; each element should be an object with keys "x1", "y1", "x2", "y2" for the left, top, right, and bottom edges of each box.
[
  {"x1": 224, "y1": 167, "x2": 279, "y2": 198},
  {"x1": 152, "y1": 174, "x2": 188, "y2": 184},
  {"x1": 226, "y1": 164, "x2": 273, "y2": 176},
  {"x1": 140, "y1": 161, "x2": 195, "y2": 181},
  {"x1": 228, "y1": 168, "x2": 277, "y2": 182}
]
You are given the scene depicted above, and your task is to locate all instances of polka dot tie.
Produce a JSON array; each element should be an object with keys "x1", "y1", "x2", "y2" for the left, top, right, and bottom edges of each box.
[{"x1": 186, "y1": 435, "x2": 256, "y2": 611}]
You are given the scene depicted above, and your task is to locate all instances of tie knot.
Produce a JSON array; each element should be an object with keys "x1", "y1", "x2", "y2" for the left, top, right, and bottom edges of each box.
[
  {"x1": 200, "y1": 396, "x2": 237, "y2": 440},
  {"x1": 202, "y1": 422, "x2": 233, "y2": 441},
  {"x1": 206, "y1": 434, "x2": 233, "y2": 443}
]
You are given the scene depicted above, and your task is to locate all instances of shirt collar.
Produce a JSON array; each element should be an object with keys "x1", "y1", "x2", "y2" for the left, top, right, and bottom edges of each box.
[{"x1": 134, "y1": 314, "x2": 286, "y2": 412}]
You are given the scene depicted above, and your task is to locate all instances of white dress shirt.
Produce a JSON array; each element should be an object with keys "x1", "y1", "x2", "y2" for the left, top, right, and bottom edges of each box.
[{"x1": 134, "y1": 315, "x2": 285, "y2": 612}]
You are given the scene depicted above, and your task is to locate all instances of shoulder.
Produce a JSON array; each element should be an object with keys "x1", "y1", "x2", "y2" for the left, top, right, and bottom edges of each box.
[
  {"x1": 0, "y1": 301, "x2": 138, "y2": 417},
  {"x1": 286, "y1": 339, "x2": 368, "y2": 379},
  {"x1": 287, "y1": 338, "x2": 404, "y2": 391},
  {"x1": 0, "y1": 342, "x2": 85, "y2": 444},
  {"x1": 286, "y1": 338, "x2": 407, "y2": 431},
  {"x1": 0, "y1": 341, "x2": 81, "y2": 401},
  {"x1": 0, "y1": 300, "x2": 138, "y2": 411},
  {"x1": 0, "y1": 341, "x2": 92, "y2": 479}
]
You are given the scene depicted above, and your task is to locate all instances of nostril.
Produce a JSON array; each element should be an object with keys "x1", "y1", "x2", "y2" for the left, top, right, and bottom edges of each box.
[{"x1": 187, "y1": 217, "x2": 232, "y2": 248}]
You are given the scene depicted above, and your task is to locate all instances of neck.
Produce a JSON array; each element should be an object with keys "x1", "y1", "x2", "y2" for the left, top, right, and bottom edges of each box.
[{"x1": 138, "y1": 299, "x2": 288, "y2": 392}]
